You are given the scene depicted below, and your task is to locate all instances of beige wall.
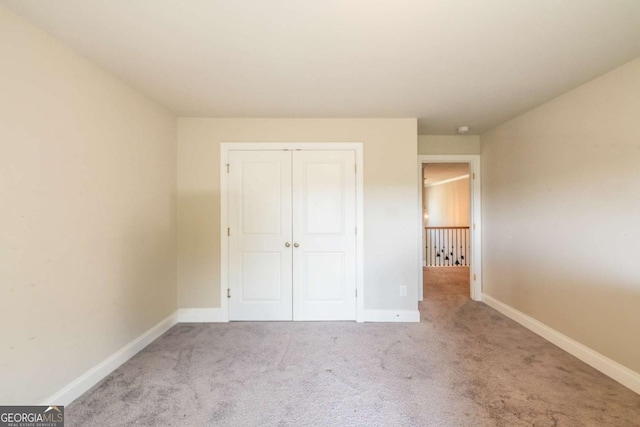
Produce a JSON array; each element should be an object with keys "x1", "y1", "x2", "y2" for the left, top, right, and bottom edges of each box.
[
  {"x1": 481, "y1": 58, "x2": 640, "y2": 373},
  {"x1": 425, "y1": 178, "x2": 470, "y2": 227},
  {"x1": 0, "y1": 7, "x2": 177, "y2": 404},
  {"x1": 177, "y1": 118, "x2": 419, "y2": 311},
  {"x1": 418, "y1": 135, "x2": 480, "y2": 155}
]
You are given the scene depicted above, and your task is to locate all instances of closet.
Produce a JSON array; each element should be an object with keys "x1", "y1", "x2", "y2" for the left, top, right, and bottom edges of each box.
[{"x1": 227, "y1": 149, "x2": 357, "y2": 321}]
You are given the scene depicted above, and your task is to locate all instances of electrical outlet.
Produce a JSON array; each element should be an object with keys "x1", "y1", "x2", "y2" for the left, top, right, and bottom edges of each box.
[{"x1": 399, "y1": 285, "x2": 407, "y2": 297}]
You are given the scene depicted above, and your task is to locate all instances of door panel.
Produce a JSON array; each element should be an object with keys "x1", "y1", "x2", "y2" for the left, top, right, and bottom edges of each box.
[
  {"x1": 304, "y1": 252, "x2": 345, "y2": 301},
  {"x1": 292, "y1": 151, "x2": 357, "y2": 321},
  {"x1": 304, "y1": 162, "x2": 344, "y2": 234},
  {"x1": 241, "y1": 252, "x2": 282, "y2": 301},
  {"x1": 228, "y1": 151, "x2": 292, "y2": 320},
  {"x1": 241, "y1": 161, "x2": 283, "y2": 235}
]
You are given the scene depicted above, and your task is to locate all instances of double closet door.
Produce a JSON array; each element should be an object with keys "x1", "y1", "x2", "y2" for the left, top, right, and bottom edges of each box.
[{"x1": 228, "y1": 150, "x2": 357, "y2": 321}]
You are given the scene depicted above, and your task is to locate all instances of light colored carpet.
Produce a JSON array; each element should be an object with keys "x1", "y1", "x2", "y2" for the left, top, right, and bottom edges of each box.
[{"x1": 67, "y1": 268, "x2": 640, "y2": 426}]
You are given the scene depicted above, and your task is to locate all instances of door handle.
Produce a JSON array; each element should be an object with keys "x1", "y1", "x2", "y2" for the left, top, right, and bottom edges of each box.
[
  {"x1": 285, "y1": 242, "x2": 291, "y2": 248},
  {"x1": 293, "y1": 242, "x2": 300, "y2": 248}
]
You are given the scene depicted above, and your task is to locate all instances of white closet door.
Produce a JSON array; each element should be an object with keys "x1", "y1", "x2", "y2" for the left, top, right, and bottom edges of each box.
[
  {"x1": 228, "y1": 151, "x2": 293, "y2": 321},
  {"x1": 292, "y1": 151, "x2": 357, "y2": 321}
]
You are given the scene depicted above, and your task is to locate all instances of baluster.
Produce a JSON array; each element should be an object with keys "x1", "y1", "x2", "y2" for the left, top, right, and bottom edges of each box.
[{"x1": 429, "y1": 229, "x2": 433, "y2": 267}]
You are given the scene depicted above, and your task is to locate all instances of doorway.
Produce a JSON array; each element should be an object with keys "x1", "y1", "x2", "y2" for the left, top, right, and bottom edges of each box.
[
  {"x1": 417, "y1": 155, "x2": 482, "y2": 302},
  {"x1": 221, "y1": 143, "x2": 365, "y2": 322}
]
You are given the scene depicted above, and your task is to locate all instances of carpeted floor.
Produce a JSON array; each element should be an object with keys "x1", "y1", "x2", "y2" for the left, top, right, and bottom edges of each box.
[{"x1": 67, "y1": 267, "x2": 640, "y2": 426}]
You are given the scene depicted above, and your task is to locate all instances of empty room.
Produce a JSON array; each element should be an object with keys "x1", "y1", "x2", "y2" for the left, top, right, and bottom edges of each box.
[{"x1": 1, "y1": 1, "x2": 639, "y2": 426}]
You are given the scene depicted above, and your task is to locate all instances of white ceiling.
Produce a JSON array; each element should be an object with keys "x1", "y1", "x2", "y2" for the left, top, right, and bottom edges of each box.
[{"x1": 4, "y1": 0, "x2": 640, "y2": 134}]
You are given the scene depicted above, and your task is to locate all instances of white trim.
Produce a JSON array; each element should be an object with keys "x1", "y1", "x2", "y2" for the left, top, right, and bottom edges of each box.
[
  {"x1": 221, "y1": 142, "x2": 364, "y2": 151},
  {"x1": 355, "y1": 146, "x2": 365, "y2": 322},
  {"x1": 417, "y1": 158, "x2": 424, "y2": 301},
  {"x1": 177, "y1": 308, "x2": 228, "y2": 323},
  {"x1": 220, "y1": 142, "x2": 365, "y2": 322},
  {"x1": 220, "y1": 146, "x2": 230, "y2": 321},
  {"x1": 482, "y1": 294, "x2": 640, "y2": 395},
  {"x1": 418, "y1": 154, "x2": 482, "y2": 302},
  {"x1": 40, "y1": 312, "x2": 178, "y2": 406},
  {"x1": 424, "y1": 174, "x2": 469, "y2": 187},
  {"x1": 363, "y1": 310, "x2": 420, "y2": 322}
]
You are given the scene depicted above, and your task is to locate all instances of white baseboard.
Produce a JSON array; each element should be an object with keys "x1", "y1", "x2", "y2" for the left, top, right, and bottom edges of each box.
[
  {"x1": 176, "y1": 308, "x2": 421, "y2": 323},
  {"x1": 363, "y1": 309, "x2": 420, "y2": 322},
  {"x1": 482, "y1": 293, "x2": 640, "y2": 395},
  {"x1": 177, "y1": 308, "x2": 228, "y2": 322},
  {"x1": 40, "y1": 312, "x2": 178, "y2": 406}
]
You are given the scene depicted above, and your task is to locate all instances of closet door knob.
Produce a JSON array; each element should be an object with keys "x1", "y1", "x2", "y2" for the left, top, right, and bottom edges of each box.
[
  {"x1": 293, "y1": 242, "x2": 300, "y2": 248},
  {"x1": 285, "y1": 242, "x2": 291, "y2": 248}
]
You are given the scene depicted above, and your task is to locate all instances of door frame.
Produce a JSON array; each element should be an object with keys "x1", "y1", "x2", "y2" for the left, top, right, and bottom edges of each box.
[
  {"x1": 221, "y1": 142, "x2": 365, "y2": 322},
  {"x1": 418, "y1": 155, "x2": 482, "y2": 301}
]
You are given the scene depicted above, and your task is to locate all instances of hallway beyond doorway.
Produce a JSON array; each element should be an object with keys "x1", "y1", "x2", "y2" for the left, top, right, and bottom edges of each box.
[
  {"x1": 418, "y1": 155, "x2": 482, "y2": 301},
  {"x1": 423, "y1": 266, "x2": 470, "y2": 307}
]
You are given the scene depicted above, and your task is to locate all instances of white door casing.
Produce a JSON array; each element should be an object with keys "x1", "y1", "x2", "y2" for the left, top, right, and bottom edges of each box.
[
  {"x1": 228, "y1": 150, "x2": 293, "y2": 320},
  {"x1": 292, "y1": 151, "x2": 357, "y2": 321}
]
